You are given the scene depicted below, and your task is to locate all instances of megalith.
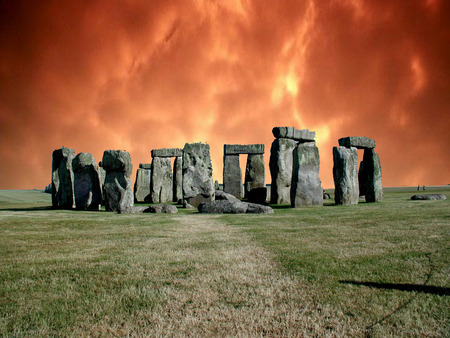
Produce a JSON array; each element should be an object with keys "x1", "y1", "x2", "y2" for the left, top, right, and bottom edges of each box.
[
  {"x1": 52, "y1": 147, "x2": 75, "y2": 209},
  {"x1": 72, "y1": 152, "x2": 102, "y2": 210},
  {"x1": 150, "y1": 157, "x2": 172, "y2": 203},
  {"x1": 101, "y1": 150, "x2": 134, "y2": 212},
  {"x1": 269, "y1": 138, "x2": 297, "y2": 204},
  {"x1": 358, "y1": 160, "x2": 368, "y2": 197},
  {"x1": 223, "y1": 154, "x2": 242, "y2": 199},
  {"x1": 333, "y1": 146, "x2": 359, "y2": 205},
  {"x1": 363, "y1": 149, "x2": 383, "y2": 202},
  {"x1": 134, "y1": 163, "x2": 151, "y2": 203},
  {"x1": 291, "y1": 142, "x2": 323, "y2": 207},
  {"x1": 244, "y1": 154, "x2": 265, "y2": 202},
  {"x1": 173, "y1": 156, "x2": 183, "y2": 203},
  {"x1": 182, "y1": 143, "x2": 214, "y2": 207}
]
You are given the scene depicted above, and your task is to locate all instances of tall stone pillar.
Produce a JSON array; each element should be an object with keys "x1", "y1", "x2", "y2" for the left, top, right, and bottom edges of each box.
[
  {"x1": 101, "y1": 150, "x2": 134, "y2": 212},
  {"x1": 269, "y1": 138, "x2": 297, "y2": 204},
  {"x1": 363, "y1": 149, "x2": 383, "y2": 202},
  {"x1": 182, "y1": 143, "x2": 215, "y2": 207},
  {"x1": 173, "y1": 156, "x2": 183, "y2": 203},
  {"x1": 151, "y1": 157, "x2": 173, "y2": 203},
  {"x1": 358, "y1": 160, "x2": 368, "y2": 197},
  {"x1": 333, "y1": 146, "x2": 359, "y2": 205},
  {"x1": 52, "y1": 147, "x2": 75, "y2": 209},
  {"x1": 72, "y1": 152, "x2": 102, "y2": 210},
  {"x1": 223, "y1": 154, "x2": 242, "y2": 199},
  {"x1": 291, "y1": 142, "x2": 323, "y2": 207},
  {"x1": 244, "y1": 154, "x2": 265, "y2": 202},
  {"x1": 134, "y1": 164, "x2": 151, "y2": 203}
]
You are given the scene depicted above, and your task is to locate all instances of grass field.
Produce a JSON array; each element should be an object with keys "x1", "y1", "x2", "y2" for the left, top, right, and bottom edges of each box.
[{"x1": 0, "y1": 187, "x2": 449, "y2": 336}]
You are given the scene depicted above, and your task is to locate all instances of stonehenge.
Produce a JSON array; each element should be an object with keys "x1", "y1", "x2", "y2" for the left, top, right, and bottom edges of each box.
[
  {"x1": 134, "y1": 163, "x2": 151, "y2": 203},
  {"x1": 270, "y1": 127, "x2": 323, "y2": 207},
  {"x1": 223, "y1": 144, "x2": 266, "y2": 202},
  {"x1": 150, "y1": 148, "x2": 183, "y2": 204},
  {"x1": 333, "y1": 136, "x2": 382, "y2": 205}
]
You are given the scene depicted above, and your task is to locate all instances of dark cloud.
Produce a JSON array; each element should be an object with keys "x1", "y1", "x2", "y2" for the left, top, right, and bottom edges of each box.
[{"x1": 0, "y1": 0, "x2": 449, "y2": 189}]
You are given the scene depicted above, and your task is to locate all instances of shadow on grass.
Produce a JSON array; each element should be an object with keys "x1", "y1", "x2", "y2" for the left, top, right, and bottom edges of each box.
[
  {"x1": 1, "y1": 206, "x2": 53, "y2": 212},
  {"x1": 339, "y1": 280, "x2": 450, "y2": 296}
]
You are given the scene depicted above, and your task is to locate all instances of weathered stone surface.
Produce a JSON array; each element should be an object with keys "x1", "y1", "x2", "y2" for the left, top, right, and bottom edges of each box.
[
  {"x1": 102, "y1": 150, "x2": 134, "y2": 212},
  {"x1": 151, "y1": 157, "x2": 172, "y2": 203},
  {"x1": 134, "y1": 168, "x2": 151, "y2": 202},
  {"x1": 333, "y1": 146, "x2": 359, "y2": 205},
  {"x1": 101, "y1": 150, "x2": 133, "y2": 176},
  {"x1": 198, "y1": 200, "x2": 274, "y2": 214},
  {"x1": 182, "y1": 143, "x2": 215, "y2": 207},
  {"x1": 247, "y1": 187, "x2": 267, "y2": 204},
  {"x1": 269, "y1": 138, "x2": 297, "y2": 204},
  {"x1": 272, "y1": 127, "x2": 315, "y2": 142},
  {"x1": 411, "y1": 194, "x2": 446, "y2": 200},
  {"x1": 291, "y1": 142, "x2": 323, "y2": 207},
  {"x1": 363, "y1": 149, "x2": 383, "y2": 202},
  {"x1": 323, "y1": 192, "x2": 331, "y2": 199},
  {"x1": 72, "y1": 152, "x2": 102, "y2": 210},
  {"x1": 151, "y1": 148, "x2": 183, "y2": 158},
  {"x1": 224, "y1": 144, "x2": 264, "y2": 155},
  {"x1": 173, "y1": 156, "x2": 183, "y2": 203},
  {"x1": 338, "y1": 137, "x2": 375, "y2": 149},
  {"x1": 223, "y1": 154, "x2": 242, "y2": 199},
  {"x1": 52, "y1": 147, "x2": 75, "y2": 209},
  {"x1": 144, "y1": 204, "x2": 178, "y2": 213},
  {"x1": 183, "y1": 200, "x2": 195, "y2": 209},
  {"x1": 215, "y1": 190, "x2": 239, "y2": 202},
  {"x1": 214, "y1": 180, "x2": 220, "y2": 190},
  {"x1": 244, "y1": 154, "x2": 265, "y2": 199},
  {"x1": 358, "y1": 160, "x2": 368, "y2": 196},
  {"x1": 139, "y1": 163, "x2": 151, "y2": 169}
]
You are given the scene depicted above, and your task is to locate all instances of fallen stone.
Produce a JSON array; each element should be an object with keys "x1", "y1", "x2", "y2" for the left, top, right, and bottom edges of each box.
[
  {"x1": 150, "y1": 157, "x2": 172, "y2": 203},
  {"x1": 244, "y1": 154, "x2": 265, "y2": 199},
  {"x1": 269, "y1": 138, "x2": 297, "y2": 204},
  {"x1": 272, "y1": 127, "x2": 315, "y2": 142},
  {"x1": 333, "y1": 146, "x2": 359, "y2": 205},
  {"x1": 411, "y1": 194, "x2": 446, "y2": 200},
  {"x1": 72, "y1": 152, "x2": 102, "y2": 210},
  {"x1": 52, "y1": 147, "x2": 75, "y2": 209},
  {"x1": 183, "y1": 200, "x2": 195, "y2": 209},
  {"x1": 291, "y1": 142, "x2": 323, "y2": 207},
  {"x1": 144, "y1": 204, "x2": 178, "y2": 213},
  {"x1": 198, "y1": 200, "x2": 274, "y2": 214},
  {"x1": 223, "y1": 154, "x2": 242, "y2": 199},
  {"x1": 118, "y1": 206, "x2": 148, "y2": 214},
  {"x1": 224, "y1": 144, "x2": 264, "y2": 155},
  {"x1": 182, "y1": 143, "x2": 215, "y2": 207},
  {"x1": 151, "y1": 148, "x2": 183, "y2": 158},
  {"x1": 134, "y1": 168, "x2": 151, "y2": 203},
  {"x1": 338, "y1": 136, "x2": 375, "y2": 149},
  {"x1": 215, "y1": 190, "x2": 239, "y2": 202}
]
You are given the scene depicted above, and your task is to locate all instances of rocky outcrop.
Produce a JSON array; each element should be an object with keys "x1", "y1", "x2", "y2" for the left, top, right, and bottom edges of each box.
[
  {"x1": 182, "y1": 143, "x2": 215, "y2": 207},
  {"x1": 101, "y1": 150, "x2": 134, "y2": 212},
  {"x1": 333, "y1": 146, "x2": 359, "y2": 205},
  {"x1": 52, "y1": 147, "x2": 75, "y2": 209},
  {"x1": 72, "y1": 152, "x2": 102, "y2": 210},
  {"x1": 269, "y1": 138, "x2": 297, "y2": 204},
  {"x1": 291, "y1": 142, "x2": 323, "y2": 207}
]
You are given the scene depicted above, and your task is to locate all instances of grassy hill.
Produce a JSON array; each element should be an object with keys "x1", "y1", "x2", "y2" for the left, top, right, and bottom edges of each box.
[{"x1": 0, "y1": 187, "x2": 448, "y2": 336}]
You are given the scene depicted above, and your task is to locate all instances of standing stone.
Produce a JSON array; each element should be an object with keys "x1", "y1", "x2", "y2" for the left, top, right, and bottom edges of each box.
[
  {"x1": 363, "y1": 149, "x2": 383, "y2": 202},
  {"x1": 101, "y1": 150, "x2": 134, "y2": 212},
  {"x1": 150, "y1": 157, "x2": 172, "y2": 203},
  {"x1": 182, "y1": 143, "x2": 214, "y2": 207},
  {"x1": 52, "y1": 147, "x2": 75, "y2": 209},
  {"x1": 173, "y1": 156, "x2": 183, "y2": 203},
  {"x1": 269, "y1": 138, "x2": 297, "y2": 204},
  {"x1": 98, "y1": 165, "x2": 106, "y2": 205},
  {"x1": 134, "y1": 167, "x2": 151, "y2": 203},
  {"x1": 223, "y1": 154, "x2": 242, "y2": 199},
  {"x1": 358, "y1": 160, "x2": 368, "y2": 197},
  {"x1": 333, "y1": 146, "x2": 359, "y2": 205},
  {"x1": 244, "y1": 154, "x2": 265, "y2": 200},
  {"x1": 72, "y1": 152, "x2": 102, "y2": 210},
  {"x1": 291, "y1": 142, "x2": 323, "y2": 207}
]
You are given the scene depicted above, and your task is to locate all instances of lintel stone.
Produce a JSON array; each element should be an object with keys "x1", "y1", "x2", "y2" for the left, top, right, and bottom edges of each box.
[
  {"x1": 338, "y1": 136, "x2": 375, "y2": 149},
  {"x1": 139, "y1": 163, "x2": 151, "y2": 169},
  {"x1": 224, "y1": 144, "x2": 264, "y2": 155},
  {"x1": 151, "y1": 148, "x2": 183, "y2": 158},
  {"x1": 272, "y1": 127, "x2": 315, "y2": 142}
]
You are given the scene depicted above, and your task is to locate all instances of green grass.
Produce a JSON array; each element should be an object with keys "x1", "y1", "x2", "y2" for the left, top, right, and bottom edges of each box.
[{"x1": 0, "y1": 188, "x2": 448, "y2": 336}]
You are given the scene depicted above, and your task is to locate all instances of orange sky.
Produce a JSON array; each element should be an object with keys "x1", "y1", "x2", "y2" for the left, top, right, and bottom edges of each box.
[{"x1": 1, "y1": 0, "x2": 449, "y2": 189}]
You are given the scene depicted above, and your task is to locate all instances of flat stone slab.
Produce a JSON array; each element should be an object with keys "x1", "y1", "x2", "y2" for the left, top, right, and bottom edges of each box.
[
  {"x1": 139, "y1": 163, "x2": 151, "y2": 169},
  {"x1": 144, "y1": 204, "x2": 178, "y2": 213},
  {"x1": 338, "y1": 137, "x2": 375, "y2": 149},
  {"x1": 198, "y1": 200, "x2": 274, "y2": 214},
  {"x1": 411, "y1": 194, "x2": 446, "y2": 200},
  {"x1": 272, "y1": 127, "x2": 315, "y2": 142},
  {"x1": 224, "y1": 144, "x2": 264, "y2": 155},
  {"x1": 151, "y1": 148, "x2": 182, "y2": 158}
]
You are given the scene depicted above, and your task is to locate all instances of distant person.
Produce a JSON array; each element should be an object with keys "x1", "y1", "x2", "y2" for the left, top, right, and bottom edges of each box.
[
  {"x1": 417, "y1": 185, "x2": 420, "y2": 190},
  {"x1": 423, "y1": 185, "x2": 426, "y2": 190}
]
